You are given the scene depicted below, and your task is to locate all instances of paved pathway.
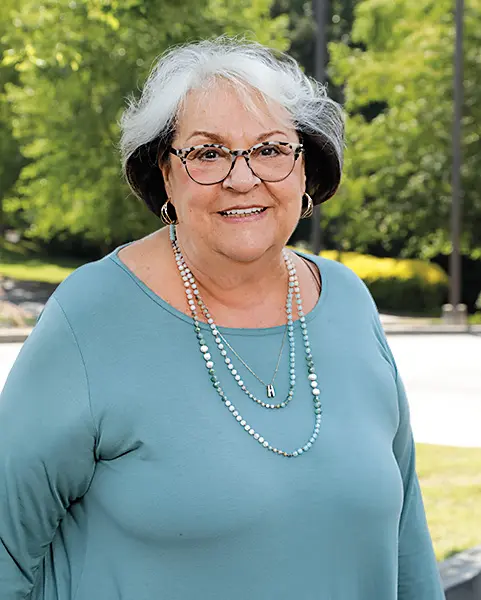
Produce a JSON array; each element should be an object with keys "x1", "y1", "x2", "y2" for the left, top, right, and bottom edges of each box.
[
  {"x1": 0, "y1": 343, "x2": 22, "y2": 388},
  {"x1": 1, "y1": 279, "x2": 57, "y2": 318},
  {"x1": 388, "y1": 334, "x2": 481, "y2": 448},
  {"x1": 1, "y1": 334, "x2": 480, "y2": 447}
]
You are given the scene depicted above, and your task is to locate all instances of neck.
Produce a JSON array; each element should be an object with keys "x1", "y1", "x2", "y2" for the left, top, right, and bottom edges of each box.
[{"x1": 172, "y1": 226, "x2": 289, "y2": 326}]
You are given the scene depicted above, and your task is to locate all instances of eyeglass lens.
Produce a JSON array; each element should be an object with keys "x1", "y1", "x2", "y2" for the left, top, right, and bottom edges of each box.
[{"x1": 185, "y1": 144, "x2": 296, "y2": 184}]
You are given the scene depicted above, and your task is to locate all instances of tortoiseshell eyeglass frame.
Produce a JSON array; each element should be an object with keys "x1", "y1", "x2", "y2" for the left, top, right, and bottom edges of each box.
[{"x1": 168, "y1": 141, "x2": 304, "y2": 185}]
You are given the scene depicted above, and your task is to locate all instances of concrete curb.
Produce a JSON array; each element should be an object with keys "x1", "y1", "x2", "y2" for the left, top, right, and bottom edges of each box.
[
  {"x1": 1, "y1": 324, "x2": 481, "y2": 344},
  {"x1": 440, "y1": 545, "x2": 481, "y2": 599},
  {"x1": 0, "y1": 328, "x2": 33, "y2": 343},
  {"x1": 382, "y1": 324, "x2": 481, "y2": 335}
]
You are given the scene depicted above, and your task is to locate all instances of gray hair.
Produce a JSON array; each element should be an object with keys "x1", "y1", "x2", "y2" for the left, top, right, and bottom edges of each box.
[{"x1": 120, "y1": 37, "x2": 345, "y2": 217}]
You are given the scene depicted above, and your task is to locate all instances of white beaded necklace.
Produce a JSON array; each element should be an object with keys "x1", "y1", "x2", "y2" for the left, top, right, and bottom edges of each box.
[
  {"x1": 190, "y1": 247, "x2": 296, "y2": 410},
  {"x1": 170, "y1": 225, "x2": 322, "y2": 457}
]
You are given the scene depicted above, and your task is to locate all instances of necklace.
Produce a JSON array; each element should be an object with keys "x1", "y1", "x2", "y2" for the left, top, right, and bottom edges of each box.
[
  {"x1": 172, "y1": 234, "x2": 297, "y2": 410},
  {"x1": 170, "y1": 225, "x2": 322, "y2": 457},
  {"x1": 195, "y1": 282, "x2": 295, "y2": 410},
  {"x1": 217, "y1": 325, "x2": 287, "y2": 399}
]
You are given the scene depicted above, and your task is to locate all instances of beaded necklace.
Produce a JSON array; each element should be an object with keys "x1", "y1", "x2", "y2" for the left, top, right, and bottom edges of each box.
[{"x1": 170, "y1": 225, "x2": 322, "y2": 457}]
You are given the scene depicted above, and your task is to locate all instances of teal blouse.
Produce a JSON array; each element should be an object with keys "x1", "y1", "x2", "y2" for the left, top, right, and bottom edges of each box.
[{"x1": 0, "y1": 247, "x2": 444, "y2": 599}]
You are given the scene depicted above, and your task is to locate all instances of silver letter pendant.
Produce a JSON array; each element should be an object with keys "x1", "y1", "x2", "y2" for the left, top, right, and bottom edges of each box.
[{"x1": 267, "y1": 384, "x2": 276, "y2": 398}]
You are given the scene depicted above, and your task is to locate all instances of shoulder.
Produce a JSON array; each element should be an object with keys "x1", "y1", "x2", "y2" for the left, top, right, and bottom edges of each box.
[
  {"x1": 36, "y1": 246, "x2": 136, "y2": 336},
  {"x1": 53, "y1": 252, "x2": 123, "y2": 310},
  {"x1": 296, "y1": 250, "x2": 375, "y2": 308},
  {"x1": 296, "y1": 250, "x2": 396, "y2": 365}
]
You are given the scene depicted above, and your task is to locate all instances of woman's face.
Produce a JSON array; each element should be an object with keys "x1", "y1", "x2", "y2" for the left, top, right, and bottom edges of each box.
[{"x1": 161, "y1": 81, "x2": 306, "y2": 263}]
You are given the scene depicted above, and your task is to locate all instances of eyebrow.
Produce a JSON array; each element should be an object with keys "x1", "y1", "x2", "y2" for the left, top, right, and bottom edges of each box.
[{"x1": 184, "y1": 129, "x2": 290, "y2": 146}]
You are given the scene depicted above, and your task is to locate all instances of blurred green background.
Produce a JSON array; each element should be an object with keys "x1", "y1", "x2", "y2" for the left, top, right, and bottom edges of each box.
[{"x1": 0, "y1": 0, "x2": 480, "y2": 316}]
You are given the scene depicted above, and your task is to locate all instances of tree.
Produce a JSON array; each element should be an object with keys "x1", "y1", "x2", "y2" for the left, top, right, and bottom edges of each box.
[
  {"x1": 271, "y1": 0, "x2": 358, "y2": 86},
  {"x1": 327, "y1": 0, "x2": 481, "y2": 260},
  {"x1": 2, "y1": 0, "x2": 288, "y2": 249},
  {"x1": 0, "y1": 0, "x2": 27, "y2": 235},
  {"x1": 269, "y1": 0, "x2": 359, "y2": 248}
]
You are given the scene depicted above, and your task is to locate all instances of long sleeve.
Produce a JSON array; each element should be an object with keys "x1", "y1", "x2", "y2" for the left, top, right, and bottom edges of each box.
[
  {"x1": 365, "y1": 291, "x2": 445, "y2": 599},
  {"x1": 0, "y1": 296, "x2": 97, "y2": 599},
  {"x1": 392, "y1": 372, "x2": 445, "y2": 599}
]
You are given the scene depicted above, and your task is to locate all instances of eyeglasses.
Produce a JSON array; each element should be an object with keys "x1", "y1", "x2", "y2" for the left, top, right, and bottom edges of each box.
[{"x1": 169, "y1": 141, "x2": 304, "y2": 185}]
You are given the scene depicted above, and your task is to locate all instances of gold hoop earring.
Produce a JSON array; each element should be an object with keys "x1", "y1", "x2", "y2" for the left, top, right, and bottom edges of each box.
[
  {"x1": 160, "y1": 200, "x2": 178, "y2": 225},
  {"x1": 300, "y1": 193, "x2": 314, "y2": 219}
]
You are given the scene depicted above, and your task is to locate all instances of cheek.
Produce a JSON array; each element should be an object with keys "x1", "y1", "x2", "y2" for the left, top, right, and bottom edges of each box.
[
  {"x1": 274, "y1": 170, "x2": 305, "y2": 213},
  {"x1": 275, "y1": 173, "x2": 305, "y2": 229},
  {"x1": 165, "y1": 162, "x2": 190, "y2": 197},
  {"x1": 168, "y1": 168, "x2": 218, "y2": 219}
]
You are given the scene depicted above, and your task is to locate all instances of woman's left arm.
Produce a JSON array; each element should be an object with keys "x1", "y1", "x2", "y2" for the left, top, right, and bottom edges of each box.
[{"x1": 392, "y1": 371, "x2": 446, "y2": 599}]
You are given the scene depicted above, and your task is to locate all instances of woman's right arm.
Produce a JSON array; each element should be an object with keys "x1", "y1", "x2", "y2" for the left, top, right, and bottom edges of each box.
[{"x1": 0, "y1": 297, "x2": 97, "y2": 599}]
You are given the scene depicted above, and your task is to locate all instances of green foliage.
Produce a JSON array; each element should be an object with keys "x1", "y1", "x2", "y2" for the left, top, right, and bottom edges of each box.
[
  {"x1": 0, "y1": 0, "x2": 27, "y2": 232},
  {"x1": 270, "y1": 0, "x2": 358, "y2": 74},
  {"x1": 271, "y1": 0, "x2": 357, "y2": 98},
  {"x1": 321, "y1": 250, "x2": 449, "y2": 313},
  {"x1": 1, "y1": 0, "x2": 288, "y2": 247},
  {"x1": 0, "y1": 239, "x2": 79, "y2": 282},
  {"x1": 476, "y1": 292, "x2": 481, "y2": 311},
  {"x1": 0, "y1": 258, "x2": 78, "y2": 284},
  {"x1": 293, "y1": 242, "x2": 449, "y2": 313},
  {"x1": 327, "y1": 0, "x2": 481, "y2": 260}
]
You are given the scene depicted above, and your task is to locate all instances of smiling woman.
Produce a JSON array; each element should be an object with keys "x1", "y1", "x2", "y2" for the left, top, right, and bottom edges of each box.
[
  {"x1": 0, "y1": 37, "x2": 444, "y2": 600},
  {"x1": 121, "y1": 39, "x2": 343, "y2": 221},
  {"x1": 151, "y1": 78, "x2": 309, "y2": 267}
]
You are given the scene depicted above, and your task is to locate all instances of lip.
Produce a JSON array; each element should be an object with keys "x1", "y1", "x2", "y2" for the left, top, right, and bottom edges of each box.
[
  {"x1": 217, "y1": 205, "x2": 267, "y2": 213},
  {"x1": 217, "y1": 206, "x2": 268, "y2": 223}
]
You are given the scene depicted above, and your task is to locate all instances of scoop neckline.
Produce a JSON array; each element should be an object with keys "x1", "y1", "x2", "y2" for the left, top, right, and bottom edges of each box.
[{"x1": 107, "y1": 241, "x2": 329, "y2": 337}]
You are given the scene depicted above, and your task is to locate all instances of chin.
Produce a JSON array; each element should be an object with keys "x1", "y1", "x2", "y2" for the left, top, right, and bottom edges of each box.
[{"x1": 216, "y1": 236, "x2": 281, "y2": 264}]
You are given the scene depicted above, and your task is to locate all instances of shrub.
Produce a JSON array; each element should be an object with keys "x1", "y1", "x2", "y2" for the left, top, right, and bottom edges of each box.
[
  {"x1": 475, "y1": 292, "x2": 481, "y2": 312},
  {"x1": 326, "y1": 251, "x2": 448, "y2": 313},
  {"x1": 295, "y1": 248, "x2": 449, "y2": 314}
]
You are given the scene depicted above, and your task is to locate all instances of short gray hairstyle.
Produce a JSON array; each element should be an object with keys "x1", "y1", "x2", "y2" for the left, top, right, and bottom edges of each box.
[{"x1": 120, "y1": 37, "x2": 345, "y2": 217}]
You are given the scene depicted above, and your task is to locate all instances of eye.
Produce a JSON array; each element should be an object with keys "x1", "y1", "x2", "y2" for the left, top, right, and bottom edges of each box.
[
  {"x1": 189, "y1": 147, "x2": 225, "y2": 161},
  {"x1": 259, "y1": 145, "x2": 281, "y2": 157},
  {"x1": 253, "y1": 143, "x2": 293, "y2": 159},
  {"x1": 202, "y1": 149, "x2": 221, "y2": 160}
]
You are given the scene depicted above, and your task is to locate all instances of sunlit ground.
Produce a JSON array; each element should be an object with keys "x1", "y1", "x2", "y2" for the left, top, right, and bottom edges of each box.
[{"x1": 417, "y1": 443, "x2": 481, "y2": 561}]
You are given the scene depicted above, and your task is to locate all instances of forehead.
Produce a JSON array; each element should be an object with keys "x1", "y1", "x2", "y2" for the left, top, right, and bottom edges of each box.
[{"x1": 175, "y1": 79, "x2": 296, "y2": 143}]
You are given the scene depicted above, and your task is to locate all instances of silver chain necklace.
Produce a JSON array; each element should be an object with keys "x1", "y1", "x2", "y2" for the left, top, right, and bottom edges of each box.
[
  {"x1": 217, "y1": 325, "x2": 288, "y2": 399},
  {"x1": 173, "y1": 236, "x2": 297, "y2": 410},
  {"x1": 170, "y1": 225, "x2": 322, "y2": 457}
]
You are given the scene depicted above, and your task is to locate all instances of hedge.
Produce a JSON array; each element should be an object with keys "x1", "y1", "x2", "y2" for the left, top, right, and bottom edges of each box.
[{"x1": 295, "y1": 247, "x2": 449, "y2": 314}]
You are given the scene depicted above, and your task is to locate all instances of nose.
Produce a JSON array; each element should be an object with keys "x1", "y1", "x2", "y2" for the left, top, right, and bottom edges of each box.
[{"x1": 222, "y1": 155, "x2": 260, "y2": 192}]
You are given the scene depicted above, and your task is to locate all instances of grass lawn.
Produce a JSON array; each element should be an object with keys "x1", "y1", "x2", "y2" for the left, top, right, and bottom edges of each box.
[
  {"x1": 417, "y1": 443, "x2": 481, "y2": 561},
  {"x1": 0, "y1": 240, "x2": 81, "y2": 284}
]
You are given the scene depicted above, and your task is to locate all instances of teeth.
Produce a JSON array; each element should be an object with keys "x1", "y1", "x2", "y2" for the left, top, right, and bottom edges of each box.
[{"x1": 222, "y1": 207, "x2": 264, "y2": 216}]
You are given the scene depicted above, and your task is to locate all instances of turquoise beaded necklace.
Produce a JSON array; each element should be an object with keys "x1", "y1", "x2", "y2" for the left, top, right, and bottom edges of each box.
[{"x1": 170, "y1": 225, "x2": 322, "y2": 457}]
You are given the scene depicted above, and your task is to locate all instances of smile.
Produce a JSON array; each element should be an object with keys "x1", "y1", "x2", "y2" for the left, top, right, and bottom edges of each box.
[{"x1": 219, "y1": 207, "x2": 267, "y2": 217}]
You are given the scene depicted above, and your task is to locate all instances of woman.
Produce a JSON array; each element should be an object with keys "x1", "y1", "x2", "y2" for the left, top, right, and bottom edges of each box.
[{"x1": 0, "y1": 38, "x2": 444, "y2": 599}]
